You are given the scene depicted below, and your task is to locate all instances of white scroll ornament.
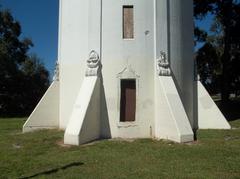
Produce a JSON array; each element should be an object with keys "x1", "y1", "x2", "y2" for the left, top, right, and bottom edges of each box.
[
  {"x1": 157, "y1": 51, "x2": 171, "y2": 76},
  {"x1": 86, "y1": 50, "x2": 101, "y2": 76}
]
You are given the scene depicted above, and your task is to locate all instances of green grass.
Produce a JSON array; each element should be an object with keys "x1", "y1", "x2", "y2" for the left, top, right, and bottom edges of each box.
[{"x1": 0, "y1": 118, "x2": 240, "y2": 179}]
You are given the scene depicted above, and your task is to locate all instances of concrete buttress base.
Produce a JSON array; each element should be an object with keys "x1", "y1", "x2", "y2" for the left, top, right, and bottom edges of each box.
[
  {"x1": 64, "y1": 76, "x2": 101, "y2": 145},
  {"x1": 23, "y1": 81, "x2": 59, "y2": 133},
  {"x1": 155, "y1": 76, "x2": 194, "y2": 142},
  {"x1": 198, "y1": 81, "x2": 231, "y2": 129}
]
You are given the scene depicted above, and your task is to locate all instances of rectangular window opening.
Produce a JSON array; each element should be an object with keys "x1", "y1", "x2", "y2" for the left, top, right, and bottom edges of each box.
[
  {"x1": 123, "y1": 5, "x2": 134, "y2": 39},
  {"x1": 120, "y1": 79, "x2": 136, "y2": 122}
]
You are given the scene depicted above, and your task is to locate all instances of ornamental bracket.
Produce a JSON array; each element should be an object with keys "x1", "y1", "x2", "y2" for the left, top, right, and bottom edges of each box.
[
  {"x1": 86, "y1": 50, "x2": 101, "y2": 77},
  {"x1": 157, "y1": 51, "x2": 171, "y2": 76}
]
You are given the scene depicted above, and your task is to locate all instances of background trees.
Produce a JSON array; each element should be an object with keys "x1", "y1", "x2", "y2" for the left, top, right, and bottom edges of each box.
[
  {"x1": 194, "y1": 0, "x2": 240, "y2": 102},
  {"x1": 0, "y1": 8, "x2": 49, "y2": 117}
]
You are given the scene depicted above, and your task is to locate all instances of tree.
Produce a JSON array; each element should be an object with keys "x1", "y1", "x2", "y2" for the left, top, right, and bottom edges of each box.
[
  {"x1": 20, "y1": 54, "x2": 50, "y2": 114},
  {"x1": 0, "y1": 8, "x2": 49, "y2": 116},
  {"x1": 196, "y1": 42, "x2": 221, "y2": 94},
  {"x1": 194, "y1": 0, "x2": 240, "y2": 102}
]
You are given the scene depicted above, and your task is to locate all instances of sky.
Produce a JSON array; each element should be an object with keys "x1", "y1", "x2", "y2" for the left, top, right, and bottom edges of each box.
[
  {"x1": 0, "y1": 0, "x2": 59, "y2": 78},
  {"x1": 195, "y1": 13, "x2": 214, "y2": 50},
  {"x1": 0, "y1": 0, "x2": 211, "y2": 78}
]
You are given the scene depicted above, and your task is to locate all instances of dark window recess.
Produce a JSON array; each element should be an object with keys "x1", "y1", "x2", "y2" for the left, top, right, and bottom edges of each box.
[
  {"x1": 123, "y1": 5, "x2": 134, "y2": 39},
  {"x1": 120, "y1": 79, "x2": 136, "y2": 122}
]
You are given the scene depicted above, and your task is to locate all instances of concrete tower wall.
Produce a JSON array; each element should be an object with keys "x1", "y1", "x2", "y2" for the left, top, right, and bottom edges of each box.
[
  {"x1": 59, "y1": 0, "x2": 157, "y2": 135},
  {"x1": 58, "y1": 0, "x2": 89, "y2": 128},
  {"x1": 101, "y1": 0, "x2": 155, "y2": 138},
  {"x1": 58, "y1": 0, "x2": 196, "y2": 140},
  {"x1": 168, "y1": 0, "x2": 197, "y2": 129}
]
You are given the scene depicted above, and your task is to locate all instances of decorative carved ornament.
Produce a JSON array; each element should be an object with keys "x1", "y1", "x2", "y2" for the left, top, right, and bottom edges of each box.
[
  {"x1": 157, "y1": 51, "x2": 171, "y2": 76},
  {"x1": 53, "y1": 61, "x2": 59, "y2": 81},
  {"x1": 86, "y1": 50, "x2": 101, "y2": 76},
  {"x1": 117, "y1": 64, "x2": 140, "y2": 79}
]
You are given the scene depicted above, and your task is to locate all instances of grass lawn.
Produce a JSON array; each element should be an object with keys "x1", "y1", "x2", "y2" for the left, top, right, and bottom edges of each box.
[{"x1": 0, "y1": 118, "x2": 240, "y2": 179}]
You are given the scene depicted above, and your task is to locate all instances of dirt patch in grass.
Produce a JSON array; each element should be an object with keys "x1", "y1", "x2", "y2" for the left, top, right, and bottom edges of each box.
[{"x1": 56, "y1": 140, "x2": 73, "y2": 148}]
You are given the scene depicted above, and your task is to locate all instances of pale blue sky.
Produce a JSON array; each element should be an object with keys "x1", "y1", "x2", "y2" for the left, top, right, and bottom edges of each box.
[{"x1": 0, "y1": 0, "x2": 211, "y2": 78}]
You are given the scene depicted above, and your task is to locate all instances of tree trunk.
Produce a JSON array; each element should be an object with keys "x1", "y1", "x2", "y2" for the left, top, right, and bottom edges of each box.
[
  {"x1": 221, "y1": 56, "x2": 230, "y2": 103},
  {"x1": 221, "y1": 27, "x2": 231, "y2": 103}
]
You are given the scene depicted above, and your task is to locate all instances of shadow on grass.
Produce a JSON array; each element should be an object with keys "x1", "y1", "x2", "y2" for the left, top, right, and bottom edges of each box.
[
  {"x1": 18, "y1": 162, "x2": 84, "y2": 179},
  {"x1": 215, "y1": 99, "x2": 240, "y2": 121}
]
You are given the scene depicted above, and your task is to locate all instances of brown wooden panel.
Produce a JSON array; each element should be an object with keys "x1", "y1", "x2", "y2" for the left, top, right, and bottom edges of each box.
[
  {"x1": 123, "y1": 6, "x2": 134, "y2": 39},
  {"x1": 120, "y1": 80, "x2": 136, "y2": 122}
]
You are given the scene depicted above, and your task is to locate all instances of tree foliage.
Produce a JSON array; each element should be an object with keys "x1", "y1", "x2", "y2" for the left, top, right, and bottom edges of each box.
[
  {"x1": 0, "y1": 9, "x2": 49, "y2": 116},
  {"x1": 194, "y1": 0, "x2": 240, "y2": 101}
]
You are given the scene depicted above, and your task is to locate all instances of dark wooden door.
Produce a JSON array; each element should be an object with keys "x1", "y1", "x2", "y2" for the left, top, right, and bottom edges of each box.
[{"x1": 120, "y1": 80, "x2": 136, "y2": 122}]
